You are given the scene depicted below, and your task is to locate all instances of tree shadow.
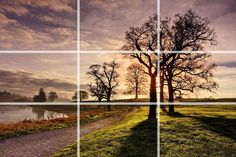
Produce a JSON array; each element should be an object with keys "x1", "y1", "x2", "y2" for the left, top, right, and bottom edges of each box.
[
  {"x1": 116, "y1": 118, "x2": 157, "y2": 157},
  {"x1": 193, "y1": 116, "x2": 236, "y2": 140},
  {"x1": 165, "y1": 111, "x2": 236, "y2": 140}
]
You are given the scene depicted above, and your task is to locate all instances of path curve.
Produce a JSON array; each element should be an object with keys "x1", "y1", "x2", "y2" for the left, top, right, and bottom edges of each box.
[
  {"x1": 80, "y1": 108, "x2": 138, "y2": 137},
  {"x1": 0, "y1": 127, "x2": 77, "y2": 157}
]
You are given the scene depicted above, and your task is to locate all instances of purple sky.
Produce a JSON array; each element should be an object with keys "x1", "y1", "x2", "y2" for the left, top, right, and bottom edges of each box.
[
  {"x1": 80, "y1": 0, "x2": 157, "y2": 50},
  {"x1": 0, "y1": 0, "x2": 77, "y2": 50},
  {"x1": 0, "y1": 53, "x2": 77, "y2": 98},
  {"x1": 161, "y1": 0, "x2": 236, "y2": 50}
]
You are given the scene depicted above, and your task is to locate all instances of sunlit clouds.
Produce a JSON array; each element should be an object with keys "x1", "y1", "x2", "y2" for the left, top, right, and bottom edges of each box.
[
  {"x1": 80, "y1": 0, "x2": 157, "y2": 50},
  {"x1": 0, "y1": 0, "x2": 77, "y2": 50}
]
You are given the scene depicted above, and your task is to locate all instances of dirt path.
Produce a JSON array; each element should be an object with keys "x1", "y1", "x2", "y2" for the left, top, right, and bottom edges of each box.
[
  {"x1": 80, "y1": 108, "x2": 138, "y2": 137},
  {"x1": 0, "y1": 127, "x2": 77, "y2": 157}
]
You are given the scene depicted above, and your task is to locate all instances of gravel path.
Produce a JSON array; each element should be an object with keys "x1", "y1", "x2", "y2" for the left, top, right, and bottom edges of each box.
[
  {"x1": 0, "y1": 127, "x2": 77, "y2": 157},
  {"x1": 80, "y1": 108, "x2": 138, "y2": 137}
]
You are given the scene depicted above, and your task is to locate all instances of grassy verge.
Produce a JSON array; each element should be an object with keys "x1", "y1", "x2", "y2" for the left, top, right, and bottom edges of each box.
[
  {"x1": 80, "y1": 106, "x2": 157, "y2": 157},
  {"x1": 51, "y1": 143, "x2": 77, "y2": 157},
  {"x1": 0, "y1": 114, "x2": 77, "y2": 140},
  {"x1": 161, "y1": 105, "x2": 236, "y2": 156},
  {"x1": 80, "y1": 105, "x2": 133, "y2": 125}
]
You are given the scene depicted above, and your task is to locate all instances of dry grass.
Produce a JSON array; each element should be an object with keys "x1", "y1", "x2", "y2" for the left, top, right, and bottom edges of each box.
[{"x1": 0, "y1": 114, "x2": 77, "y2": 140}]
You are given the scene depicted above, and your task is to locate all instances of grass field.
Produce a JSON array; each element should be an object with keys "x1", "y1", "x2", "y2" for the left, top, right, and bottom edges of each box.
[
  {"x1": 161, "y1": 105, "x2": 236, "y2": 157},
  {"x1": 80, "y1": 106, "x2": 157, "y2": 157},
  {"x1": 80, "y1": 105, "x2": 133, "y2": 124}
]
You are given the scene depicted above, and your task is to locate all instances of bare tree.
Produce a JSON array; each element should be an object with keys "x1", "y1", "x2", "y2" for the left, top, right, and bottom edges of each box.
[
  {"x1": 125, "y1": 63, "x2": 148, "y2": 99},
  {"x1": 160, "y1": 10, "x2": 217, "y2": 112},
  {"x1": 88, "y1": 79, "x2": 106, "y2": 101},
  {"x1": 122, "y1": 15, "x2": 157, "y2": 118},
  {"x1": 80, "y1": 91, "x2": 89, "y2": 102},
  {"x1": 48, "y1": 91, "x2": 58, "y2": 102},
  {"x1": 87, "y1": 60, "x2": 119, "y2": 111}
]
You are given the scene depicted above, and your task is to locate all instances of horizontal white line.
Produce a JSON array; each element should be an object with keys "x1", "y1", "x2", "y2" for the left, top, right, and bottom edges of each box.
[
  {"x1": 79, "y1": 102, "x2": 157, "y2": 105},
  {"x1": 161, "y1": 102, "x2": 236, "y2": 105},
  {"x1": 79, "y1": 50, "x2": 157, "y2": 53},
  {"x1": 0, "y1": 51, "x2": 77, "y2": 53},
  {"x1": 161, "y1": 51, "x2": 236, "y2": 54},
  {"x1": 0, "y1": 102, "x2": 77, "y2": 105}
]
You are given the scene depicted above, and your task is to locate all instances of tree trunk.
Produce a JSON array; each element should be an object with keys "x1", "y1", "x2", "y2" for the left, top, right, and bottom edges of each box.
[
  {"x1": 167, "y1": 78, "x2": 174, "y2": 112},
  {"x1": 135, "y1": 89, "x2": 138, "y2": 100},
  {"x1": 107, "y1": 91, "x2": 111, "y2": 111},
  {"x1": 107, "y1": 105, "x2": 111, "y2": 111},
  {"x1": 149, "y1": 74, "x2": 157, "y2": 118},
  {"x1": 160, "y1": 72, "x2": 164, "y2": 102}
]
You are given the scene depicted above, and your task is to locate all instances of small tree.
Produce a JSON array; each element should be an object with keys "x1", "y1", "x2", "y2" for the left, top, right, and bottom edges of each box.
[
  {"x1": 33, "y1": 88, "x2": 47, "y2": 102},
  {"x1": 80, "y1": 91, "x2": 89, "y2": 101},
  {"x1": 125, "y1": 63, "x2": 148, "y2": 99},
  {"x1": 72, "y1": 92, "x2": 77, "y2": 102},
  {"x1": 48, "y1": 91, "x2": 58, "y2": 102},
  {"x1": 88, "y1": 79, "x2": 106, "y2": 101}
]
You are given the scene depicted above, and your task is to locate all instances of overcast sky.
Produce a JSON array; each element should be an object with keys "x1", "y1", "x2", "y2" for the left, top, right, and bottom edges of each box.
[
  {"x1": 80, "y1": 0, "x2": 157, "y2": 50},
  {"x1": 0, "y1": 0, "x2": 77, "y2": 50},
  {"x1": 161, "y1": 0, "x2": 236, "y2": 51},
  {"x1": 0, "y1": 53, "x2": 77, "y2": 98}
]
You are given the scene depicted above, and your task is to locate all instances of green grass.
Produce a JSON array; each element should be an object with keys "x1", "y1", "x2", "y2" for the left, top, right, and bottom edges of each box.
[
  {"x1": 80, "y1": 107, "x2": 157, "y2": 157},
  {"x1": 161, "y1": 105, "x2": 236, "y2": 157},
  {"x1": 80, "y1": 105, "x2": 133, "y2": 124},
  {"x1": 52, "y1": 143, "x2": 77, "y2": 157}
]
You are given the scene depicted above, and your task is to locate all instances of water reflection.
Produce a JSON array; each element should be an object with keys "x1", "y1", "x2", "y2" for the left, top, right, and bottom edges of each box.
[{"x1": 0, "y1": 106, "x2": 69, "y2": 123}]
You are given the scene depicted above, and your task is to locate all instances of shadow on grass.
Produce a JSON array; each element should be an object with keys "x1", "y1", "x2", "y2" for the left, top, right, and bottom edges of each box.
[
  {"x1": 194, "y1": 116, "x2": 236, "y2": 140},
  {"x1": 165, "y1": 111, "x2": 236, "y2": 140},
  {"x1": 116, "y1": 118, "x2": 157, "y2": 157}
]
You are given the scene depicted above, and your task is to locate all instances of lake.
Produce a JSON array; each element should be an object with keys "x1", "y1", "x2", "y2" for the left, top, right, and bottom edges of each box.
[{"x1": 0, "y1": 105, "x2": 76, "y2": 123}]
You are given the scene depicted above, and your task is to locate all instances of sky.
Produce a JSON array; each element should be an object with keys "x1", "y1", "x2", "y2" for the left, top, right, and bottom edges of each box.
[
  {"x1": 0, "y1": 0, "x2": 77, "y2": 50},
  {"x1": 0, "y1": 53, "x2": 77, "y2": 99},
  {"x1": 80, "y1": 0, "x2": 157, "y2": 50},
  {"x1": 161, "y1": 0, "x2": 236, "y2": 51}
]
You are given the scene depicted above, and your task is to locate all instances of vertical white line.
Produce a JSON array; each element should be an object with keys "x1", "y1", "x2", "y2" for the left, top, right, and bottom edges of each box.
[
  {"x1": 77, "y1": 0, "x2": 80, "y2": 156},
  {"x1": 157, "y1": 0, "x2": 161, "y2": 156}
]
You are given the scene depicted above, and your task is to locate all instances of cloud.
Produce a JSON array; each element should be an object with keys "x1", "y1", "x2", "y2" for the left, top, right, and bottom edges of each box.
[
  {"x1": 161, "y1": 0, "x2": 236, "y2": 50},
  {"x1": 80, "y1": 0, "x2": 156, "y2": 50},
  {"x1": 0, "y1": 0, "x2": 76, "y2": 50},
  {"x1": 0, "y1": 69, "x2": 77, "y2": 97}
]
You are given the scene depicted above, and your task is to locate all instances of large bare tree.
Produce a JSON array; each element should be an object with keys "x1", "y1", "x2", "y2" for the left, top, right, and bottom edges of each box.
[
  {"x1": 122, "y1": 15, "x2": 158, "y2": 118},
  {"x1": 160, "y1": 10, "x2": 217, "y2": 112},
  {"x1": 125, "y1": 63, "x2": 148, "y2": 100}
]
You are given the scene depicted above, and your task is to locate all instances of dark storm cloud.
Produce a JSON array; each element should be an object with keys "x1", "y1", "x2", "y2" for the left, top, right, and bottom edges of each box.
[
  {"x1": 80, "y1": 0, "x2": 157, "y2": 50},
  {"x1": 218, "y1": 61, "x2": 236, "y2": 68},
  {"x1": 0, "y1": 0, "x2": 77, "y2": 50},
  {"x1": 0, "y1": 69, "x2": 77, "y2": 95}
]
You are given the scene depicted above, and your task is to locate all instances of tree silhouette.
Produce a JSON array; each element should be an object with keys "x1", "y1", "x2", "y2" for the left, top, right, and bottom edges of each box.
[
  {"x1": 87, "y1": 60, "x2": 119, "y2": 111},
  {"x1": 72, "y1": 92, "x2": 77, "y2": 102},
  {"x1": 33, "y1": 88, "x2": 47, "y2": 102},
  {"x1": 88, "y1": 79, "x2": 106, "y2": 101},
  {"x1": 122, "y1": 15, "x2": 157, "y2": 118},
  {"x1": 160, "y1": 10, "x2": 217, "y2": 112},
  {"x1": 80, "y1": 91, "x2": 89, "y2": 101},
  {"x1": 125, "y1": 63, "x2": 148, "y2": 99},
  {"x1": 48, "y1": 91, "x2": 58, "y2": 102}
]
